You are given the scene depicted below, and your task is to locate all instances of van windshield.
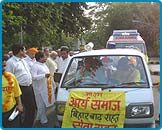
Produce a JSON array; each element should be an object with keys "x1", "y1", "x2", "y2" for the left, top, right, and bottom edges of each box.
[
  {"x1": 115, "y1": 43, "x2": 147, "y2": 55},
  {"x1": 61, "y1": 55, "x2": 149, "y2": 89}
]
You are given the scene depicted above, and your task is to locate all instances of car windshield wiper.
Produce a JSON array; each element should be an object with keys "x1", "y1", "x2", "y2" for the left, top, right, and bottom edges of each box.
[
  {"x1": 75, "y1": 83, "x2": 109, "y2": 88},
  {"x1": 81, "y1": 83, "x2": 108, "y2": 87},
  {"x1": 64, "y1": 81, "x2": 146, "y2": 90},
  {"x1": 102, "y1": 81, "x2": 147, "y2": 90},
  {"x1": 120, "y1": 81, "x2": 146, "y2": 85},
  {"x1": 63, "y1": 83, "x2": 109, "y2": 90}
]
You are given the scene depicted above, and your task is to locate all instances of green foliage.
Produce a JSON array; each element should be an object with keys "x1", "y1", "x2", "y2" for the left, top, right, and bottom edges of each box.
[
  {"x1": 84, "y1": 2, "x2": 159, "y2": 56},
  {"x1": 2, "y1": 2, "x2": 25, "y2": 50},
  {"x1": 3, "y1": 2, "x2": 159, "y2": 57},
  {"x1": 2, "y1": 2, "x2": 92, "y2": 52}
]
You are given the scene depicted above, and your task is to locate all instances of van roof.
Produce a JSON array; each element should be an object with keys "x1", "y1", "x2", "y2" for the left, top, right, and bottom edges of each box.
[
  {"x1": 108, "y1": 35, "x2": 145, "y2": 43},
  {"x1": 113, "y1": 30, "x2": 138, "y2": 34},
  {"x1": 108, "y1": 30, "x2": 145, "y2": 43},
  {"x1": 73, "y1": 49, "x2": 145, "y2": 58}
]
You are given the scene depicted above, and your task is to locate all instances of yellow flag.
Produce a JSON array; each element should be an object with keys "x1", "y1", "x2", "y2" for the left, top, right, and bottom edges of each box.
[{"x1": 62, "y1": 91, "x2": 126, "y2": 128}]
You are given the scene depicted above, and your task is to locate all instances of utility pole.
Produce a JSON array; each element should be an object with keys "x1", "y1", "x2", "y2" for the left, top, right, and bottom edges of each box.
[{"x1": 20, "y1": 24, "x2": 23, "y2": 45}]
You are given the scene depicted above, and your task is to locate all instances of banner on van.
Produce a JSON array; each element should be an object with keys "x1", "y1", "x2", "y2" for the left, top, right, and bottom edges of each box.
[{"x1": 62, "y1": 91, "x2": 126, "y2": 128}]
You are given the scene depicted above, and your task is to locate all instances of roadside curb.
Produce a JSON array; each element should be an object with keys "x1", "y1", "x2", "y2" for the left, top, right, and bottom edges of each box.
[
  {"x1": 155, "y1": 120, "x2": 160, "y2": 124},
  {"x1": 150, "y1": 71, "x2": 160, "y2": 76},
  {"x1": 149, "y1": 61, "x2": 160, "y2": 65}
]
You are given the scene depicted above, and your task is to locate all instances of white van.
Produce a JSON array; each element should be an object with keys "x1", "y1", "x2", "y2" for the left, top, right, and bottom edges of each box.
[
  {"x1": 106, "y1": 30, "x2": 148, "y2": 62},
  {"x1": 55, "y1": 49, "x2": 155, "y2": 128}
]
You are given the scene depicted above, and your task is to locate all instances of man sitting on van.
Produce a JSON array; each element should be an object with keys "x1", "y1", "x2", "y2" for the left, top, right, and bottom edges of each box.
[
  {"x1": 112, "y1": 57, "x2": 140, "y2": 84},
  {"x1": 76, "y1": 57, "x2": 107, "y2": 85}
]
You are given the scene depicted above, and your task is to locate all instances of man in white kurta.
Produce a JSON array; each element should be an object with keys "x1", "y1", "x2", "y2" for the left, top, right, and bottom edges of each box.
[{"x1": 31, "y1": 52, "x2": 55, "y2": 124}]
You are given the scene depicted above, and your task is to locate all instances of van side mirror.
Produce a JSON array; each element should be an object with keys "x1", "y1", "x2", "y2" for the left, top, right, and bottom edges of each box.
[{"x1": 54, "y1": 73, "x2": 62, "y2": 83}]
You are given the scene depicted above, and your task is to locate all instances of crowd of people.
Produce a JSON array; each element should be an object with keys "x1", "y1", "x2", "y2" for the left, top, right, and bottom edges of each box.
[{"x1": 2, "y1": 44, "x2": 75, "y2": 128}]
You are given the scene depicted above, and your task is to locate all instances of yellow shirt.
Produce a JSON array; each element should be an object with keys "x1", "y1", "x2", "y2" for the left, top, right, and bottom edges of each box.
[
  {"x1": 112, "y1": 69, "x2": 140, "y2": 83},
  {"x1": 145, "y1": 55, "x2": 149, "y2": 63},
  {"x1": 46, "y1": 58, "x2": 57, "y2": 76},
  {"x1": 2, "y1": 72, "x2": 22, "y2": 112}
]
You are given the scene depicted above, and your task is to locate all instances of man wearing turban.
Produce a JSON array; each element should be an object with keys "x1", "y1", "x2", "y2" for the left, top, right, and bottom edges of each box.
[{"x1": 24, "y1": 48, "x2": 38, "y2": 71}]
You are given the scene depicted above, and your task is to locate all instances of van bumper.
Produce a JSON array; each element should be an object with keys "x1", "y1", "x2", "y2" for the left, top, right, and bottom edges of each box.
[
  {"x1": 57, "y1": 122, "x2": 155, "y2": 128},
  {"x1": 57, "y1": 115, "x2": 156, "y2": 128},
  {"x1": 124, "y1": 122, "x2": 155, "y2": 128},
  {"x1": 56, "y1": 115, "x2": 155, "y2": 128}
]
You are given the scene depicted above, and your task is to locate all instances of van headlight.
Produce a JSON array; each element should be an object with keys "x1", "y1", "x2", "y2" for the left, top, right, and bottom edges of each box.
[
  {"x1": 126, "y1": 103, "x2": 154, "y2": 118},
  {"x1": 56, "y1": 102, "x2": 66, "y2": 115}
]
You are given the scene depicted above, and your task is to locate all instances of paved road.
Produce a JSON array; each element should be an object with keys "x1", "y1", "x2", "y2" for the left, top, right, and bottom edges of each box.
[
  {"x1": 149, "y1": 60, "x2": 160, "y2": 122},
  {"x1": 151, "y1": 75, "x2": 160, "y2": 125},
  {"x1": 33, "y1": 105, "x2": 59, "y2": 128}
]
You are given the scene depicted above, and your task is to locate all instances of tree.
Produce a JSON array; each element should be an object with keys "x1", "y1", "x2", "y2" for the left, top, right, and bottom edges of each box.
[
  {"x1": 57, "y1": 2, "x2": 92, "y2": 47},
  {"x1": 84, "y1": 2, "x2": 160, "y2": 56},
  {"x1": 132, "y1": 2, "x2": 160, "y2": 56},
  {"x1": 2, "y1": 2, "x2": 92, "y2": 52},
  {"x1": 2, "y1": 3, "x2": 25, "y2": 52}
]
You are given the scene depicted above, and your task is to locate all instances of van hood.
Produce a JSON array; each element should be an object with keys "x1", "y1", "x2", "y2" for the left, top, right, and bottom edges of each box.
[{"x1": 57, "y1": 88, "x2": 154, "y2": 104}]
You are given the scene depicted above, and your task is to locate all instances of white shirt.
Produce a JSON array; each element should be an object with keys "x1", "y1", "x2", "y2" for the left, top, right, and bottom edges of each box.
[
  {"x1": 24, "y1": 55, "x2": 36, "y2": 71},
  {"x1": 58, "y1": 56, "x2": 77, "y2": 77},
  {"x1": 55, "y1": 56, "x2": 63, "y2": 71},
  {"x1": 31, "y1": 61, "x2": 55, "y2": 107},
  {"x1": 58, "y1": 56, "x2": 70, "y2": 73},
  {"x1": 6, "y1": 55, "x2": 32, "y2": 86}
]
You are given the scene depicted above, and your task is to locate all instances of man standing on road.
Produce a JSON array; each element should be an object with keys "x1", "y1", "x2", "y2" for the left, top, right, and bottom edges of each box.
[
  {"x1": 56, "y1": 46, "x2": 77, "y2": 84},
  {"x1": 57, "y1": 46, "x2": 69, "y2": 73},
  {"x1": 55, "y1": 48, "x2": 62, "y2": 71},
  {"x1": 2, "y1": 55, "x2": 23, "y2": 127},
  {"x1": 57, "y1": 46, "x2": 77, "y2": 74},
  {"x1": 31, "y1": 51, "x2": 55, "y2": 125},
  {"x1": 24, "y1": 47, "x2": 38, "y2": 71},
  {"x1": 6, "y1": 44, "x2": 36, "y2": 128},
  {"x1": 44, "y1": 48, "x2": 57, "y2": 76}
]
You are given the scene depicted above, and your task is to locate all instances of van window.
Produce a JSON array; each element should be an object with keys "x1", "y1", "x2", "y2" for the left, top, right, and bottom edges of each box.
[
  {"x1": 62, "y1": 55, "x2": 149, "y2": 89},
  {"x1": 113, "y1": 42, "x2": 146, "y2": 55}
]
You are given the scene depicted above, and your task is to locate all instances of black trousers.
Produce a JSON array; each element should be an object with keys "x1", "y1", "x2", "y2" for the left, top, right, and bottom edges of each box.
[
  {"x1": 20, "y1": 85, "x2": 36, "y2": 128},
  {"x1": 2, "y1": 106, "x2": 20, "y2": 128}
]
